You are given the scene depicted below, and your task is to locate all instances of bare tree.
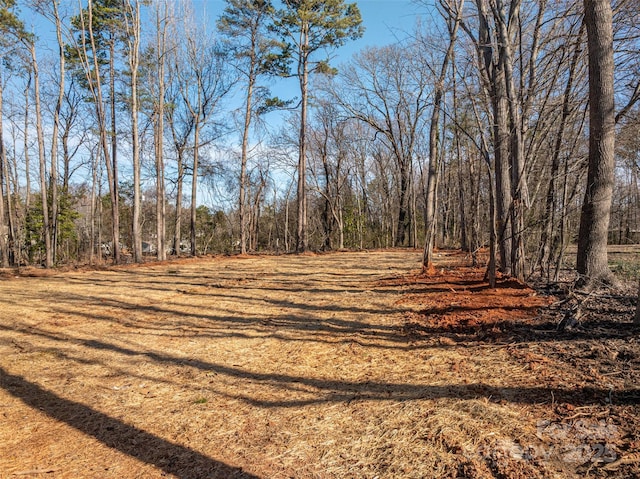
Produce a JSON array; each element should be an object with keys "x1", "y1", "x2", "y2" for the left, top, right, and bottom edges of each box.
[
  {"x1": 0, "y1": 3, "x2": 30, "y2": 267},
  {"x1": 166, "y1": 71, "x2": 193, "y2": 257},
  {"x1": 307, "y1": 98, "x2": 351, "y2": 250},
  {"x1": 336, "y1": 43, "x2": 430, "y2": 247},
  {"x1": 71, "y1": 0, "x2": 122, "y2": 263},
  {"x1": 271, "y1": 0, "x2": 364, "y2": 253},
  {"x1": 174, "y1": 9, "x2": 231, "y2": 256},
  {"x1": 0, "y1": 73, "x2": 11, "y2": 267},
  {"x1": 421, "y1": 0, "x2": 464, "y2": 272},
  {"x1": 460, "y1": 0, "x2": 514, "y2": 275},
  {"x1": 576, "y1": 0, "x2": 616, "y2": 286},
  {"x1": 218, "y1": 0, "x2": 282, "y2": 254},
  {"x1": 27, "y1": 40, "x2": 53, "y2": 268},
  {"x1": 538, "y1": 18, "x2": 586, "y2": 281},
  {"x1": 30, "y1": 0, "x2": 65, "y2": 264},
  {"x1": 123, "y1": 0, "x2": 142, "y2": 262},
  {"x1": 489, "y1": 0, "x2": 529, "y2": 281},
  {"x1": 151, "y1": 0, "x2": 170, "y2": 261}
]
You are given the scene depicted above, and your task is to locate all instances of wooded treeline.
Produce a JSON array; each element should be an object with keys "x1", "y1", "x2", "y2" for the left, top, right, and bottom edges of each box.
[{"x1": 0, "y1": 0, "x2": 638, "y2": 283}]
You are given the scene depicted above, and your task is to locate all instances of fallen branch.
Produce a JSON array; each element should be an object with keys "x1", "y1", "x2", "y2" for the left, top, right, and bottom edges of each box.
[
  {"x1": 556, "y1": 289, "x2": 599, "y2": 331},
  {"x1": 601, "y1": 452, "x2": 640, "y2": 471},
  {"x1": 11, "y1": 468, "x2": 60, "y2": 476}
]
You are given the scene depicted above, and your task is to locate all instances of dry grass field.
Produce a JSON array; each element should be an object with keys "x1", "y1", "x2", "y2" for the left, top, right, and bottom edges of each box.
[{"x1": 0, "y1": 250, "x2": 638, "y2": 478}]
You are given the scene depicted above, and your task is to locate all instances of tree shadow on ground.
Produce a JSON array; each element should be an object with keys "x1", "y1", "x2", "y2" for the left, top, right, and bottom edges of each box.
[
  {"x1": 402, "y1": 316, "x2": 640, "y2": 345},
  {"x1": 6, "y1": 327, "x2": 639, "y2": 409},
  {"x1": 0, "y1": 367, "x2": 259, "y2": 479}
]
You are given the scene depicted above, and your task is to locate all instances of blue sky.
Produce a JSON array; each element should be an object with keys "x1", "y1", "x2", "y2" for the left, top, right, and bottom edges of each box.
[
  {"x1": 347, "y1": 0, "x2": 422, "y2": 52},
  {"x1": 194, "y1": 0, "x2": 424, "y2": 60},
  {"x1": 189, "y1": 0, "x2": 426, "y2": 137},
  {"x1": 26, "y1": 1, "x2": 423, "y2": 65},
  {"x1": 18, "y1": 0, "x2": 426, "y2": 207}
]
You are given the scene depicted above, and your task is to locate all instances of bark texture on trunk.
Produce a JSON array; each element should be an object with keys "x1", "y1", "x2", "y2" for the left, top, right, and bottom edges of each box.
[
  {"x1": 296, "y1": 33, "x2": 309, "y2": 253},
  {"x1": 127, "y1": 0, "x2": 143, "y2": 264},
  {"x1": 576, "y1": 0, "x2": 615, "y2": 285},
  {"x1": 190, "y1": 125, "x2": 199, "y2": 257},
  {"x1": 155, "y1": 3, "x2": 167, "y2": 262},
  {"x1": 32, "y1": 44, "x2": 53, "y2": 268},
  {"x1": 423, "y1": 0, "x2": 463, "y2": 271},
  {"x1": 0, "y1": 81, "x2": 10, "y2": 268}
]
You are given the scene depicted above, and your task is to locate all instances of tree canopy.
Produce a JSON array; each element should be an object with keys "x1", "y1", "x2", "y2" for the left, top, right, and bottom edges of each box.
[{"x1": 0, "y1": 0, "x2": 636, "y2": 299}]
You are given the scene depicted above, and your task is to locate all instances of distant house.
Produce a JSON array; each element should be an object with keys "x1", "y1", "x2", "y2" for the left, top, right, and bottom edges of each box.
[
  {"x1": 142, "y1": 242, "x2": 157, "y2": 254},
  {"x1": 100, "y1": 242, "x2": 129, "y2": 257}
]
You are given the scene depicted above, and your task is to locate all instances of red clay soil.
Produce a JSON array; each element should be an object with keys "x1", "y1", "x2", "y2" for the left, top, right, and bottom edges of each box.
[{"x1": 397, "y1": 264, "x2": 553, "y2": 341}]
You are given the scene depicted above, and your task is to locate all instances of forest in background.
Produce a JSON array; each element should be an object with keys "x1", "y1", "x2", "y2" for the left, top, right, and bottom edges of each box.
[{"x1": 0, "y1": 0, "x2": 637, "y2": 285}]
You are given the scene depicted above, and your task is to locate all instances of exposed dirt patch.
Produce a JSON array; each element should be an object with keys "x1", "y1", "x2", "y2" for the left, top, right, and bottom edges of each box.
[{"x1": 0, "y1": 250, "x2": 638, "y2": 478}]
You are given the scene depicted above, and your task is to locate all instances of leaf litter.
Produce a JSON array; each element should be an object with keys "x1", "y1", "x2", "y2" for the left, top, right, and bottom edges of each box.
[{"x1": 0, "y1": 250, "x2": 638, "y2": 478}]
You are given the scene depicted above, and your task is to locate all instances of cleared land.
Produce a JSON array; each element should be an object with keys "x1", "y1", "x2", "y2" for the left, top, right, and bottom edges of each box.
[{"x1": 0, "y1": 250, "x2": 638, "y2": 478}]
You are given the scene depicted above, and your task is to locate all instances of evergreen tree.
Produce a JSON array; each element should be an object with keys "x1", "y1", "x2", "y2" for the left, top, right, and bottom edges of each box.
[
  {"x1": 218, "y1": 0, "x2": 287, "y2": 254},
  {"x1": 68, "y1": 0, "x2": 126, "y2": 263},
  {"x1": 271, "y1": 0, "x2": 363, "y2": 252}
]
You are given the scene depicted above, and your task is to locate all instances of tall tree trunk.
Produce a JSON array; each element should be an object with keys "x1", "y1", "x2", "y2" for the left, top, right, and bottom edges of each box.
[
  {"x1": 320, "y1": 139, "x2": 333, "y2": 251},
  {"x1": 491, "y1": 70, "x2": 512, "y2": 275},
  {"x1": 173, "y1": 148, "x2": 184, "y2": 256},
  {"x1": 155, "y1": 2, "x2": 167, "y2": 262},
  {"x1": 453, "y1": 72, "x2": 470, "y2": 253},
  {"x1": 396, "y1": 167, "x2": 407, "y2": 246},
  {"x1": 296, "y1": 29, "x2": 309, "y2": 253},
  {"x1": 423, "y1": 0, "x2": 463, "y2": 271},
  {"x1": 24, "y1": 73, "x2": 31, "y2": 214},
  {"x1": 474, "y1": 0, "x2": 512, "y2": 275},
  {"x1": 250, "y1": 178, "x2": 265, "y2": 251},
  {"x1": 468, "y1": 58, "x2": 498, "y2": 285},
  {"x1": 190, "y1": 123, "x2": 200, "y2": 257},
  {"x1": 284, "y1": 185, "x2": 290, "y2": 252},
  {"x1": 71, "y1": 3, "x2": 118, "y2": 259},
  {"x1": 109, "y1": 36, "x2": 121, "y2": 263},
  {"x1": 30, "y1": 43, "x2": 53, "y2": 268},
  {"x1": 576, "y1": 0, "x2": 615, "y2": 285},
  {"x1": 239, "y1": 62, "x2": 256, "y2": 255},
  {"x1": 491, "y1": 0, "x2": 527, "y2": 281},
  {"x1": 126, "y1": 0, "x2": 142, "y2": 263},
  {"x1": 338, "y1": 205, "x2": 344, "y2": 250},
  {"x1": 0, "y1": 80, "x2": 9, "y2": 268},
  {"x1": 5, "y1": 120, "x2": 16, "y2": 266},
  {"x1": 484, "y1": 147, "x2": 498, "y2": 288},
  {"x1": 90, "y1": 149, "x2": 98, "y2": 264},
  {"x1": 9, "y1": 133, "x2": 21, "y2": 265},
  {"x1": 80, "y1": 0, "x2": 118, "y2": 264},
  {"x1": 156, "y1": 119, "x2": 166, "y2": 261},
  {"x1": 50, "y1": 0, "x2": 65, "y2": 265},
  {"x1": 539, "y1": 22, "x2": 585, "y2": 281},
  {"x1": 423, "y1": 100, "x2": 442, "y2": 270}
]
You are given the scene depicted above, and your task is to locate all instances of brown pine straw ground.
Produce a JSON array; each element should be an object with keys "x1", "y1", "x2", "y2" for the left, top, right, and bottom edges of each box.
[{"x1": 0, "y1": 250, "x2": 638, "y2": 478}]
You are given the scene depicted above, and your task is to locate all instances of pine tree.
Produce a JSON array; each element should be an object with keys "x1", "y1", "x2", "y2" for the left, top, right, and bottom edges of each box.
[
  {"x1": 271, "y1": 0, "x2": 363, "y2": 252},
  {"x1": 68, "y1": 0, "x2": 126, "y2": 263},
  {"x1": 218, "y1": 0, "x2": 286, "y2": 255}
]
